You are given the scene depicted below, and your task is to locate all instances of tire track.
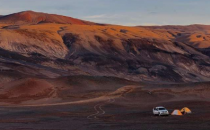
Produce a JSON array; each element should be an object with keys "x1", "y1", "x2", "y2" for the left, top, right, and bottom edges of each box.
[{"x1": 87, "y1": 98, "x2": 115, "y2": 120}]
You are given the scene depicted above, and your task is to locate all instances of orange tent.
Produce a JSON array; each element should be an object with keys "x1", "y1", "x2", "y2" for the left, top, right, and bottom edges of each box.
[
  {"x1": 171, "y1": 110, "x2": 183, "y2": 116},
  {"x1": 181, "y1": 107, "x2": 192, "y2": 114}
]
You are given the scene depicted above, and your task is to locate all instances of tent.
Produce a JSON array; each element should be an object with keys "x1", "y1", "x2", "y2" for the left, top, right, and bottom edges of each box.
[
  {"x1": 171, "y1": 110, "x2": 183, "y2": 116},
  {"x1": 181, "y1": 107, "x2": 192, "y2": 114}
]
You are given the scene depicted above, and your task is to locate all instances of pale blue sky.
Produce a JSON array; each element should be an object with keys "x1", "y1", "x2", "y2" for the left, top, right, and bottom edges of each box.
[{"x1": 0, "y1": 0, "x2": 210, "y2": 26}]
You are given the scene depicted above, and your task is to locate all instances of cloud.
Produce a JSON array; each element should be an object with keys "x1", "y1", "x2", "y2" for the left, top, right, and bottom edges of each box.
[
  {"x1": 141, "y1": 23, "x2": 158, "y2": 26},
  {"x1": 84, "y1": 14, "x2": 107, "y2": 19}
]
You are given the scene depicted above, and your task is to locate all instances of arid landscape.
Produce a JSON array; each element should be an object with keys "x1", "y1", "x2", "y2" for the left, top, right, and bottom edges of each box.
[{"x1": 0, "y1": 11, "x2": 209, "y2": 130}]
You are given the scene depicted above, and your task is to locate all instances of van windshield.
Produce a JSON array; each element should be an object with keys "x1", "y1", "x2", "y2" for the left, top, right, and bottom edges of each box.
[{"x1": 158, "y1": 108, "x2": 166, "y2": 110}]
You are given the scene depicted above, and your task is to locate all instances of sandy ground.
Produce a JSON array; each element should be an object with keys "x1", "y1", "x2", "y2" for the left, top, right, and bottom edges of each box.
[
  {"x1": 0, "y1": 97, "x2": 209, "y2": 130},
  {"x1": 0, "y1": 77, "x2": 209, "y2": 130}
]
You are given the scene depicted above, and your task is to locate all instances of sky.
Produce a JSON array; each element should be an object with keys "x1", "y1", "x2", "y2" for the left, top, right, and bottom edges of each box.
[{"x1": 0, "y1": 0, "x2": 210, "y2": 26}]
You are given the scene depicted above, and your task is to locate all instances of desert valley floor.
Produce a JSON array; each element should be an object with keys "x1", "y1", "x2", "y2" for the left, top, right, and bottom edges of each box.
[
  {"x1": 0, "y1": 77, "x2": 209, "y2": 130},
  {"x1": 0, "y1": 95, "x2": 210, "y2": 130}
]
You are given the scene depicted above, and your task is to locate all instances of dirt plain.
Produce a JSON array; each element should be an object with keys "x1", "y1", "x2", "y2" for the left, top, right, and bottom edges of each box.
[{"x1": 0, "y1": 76, "x2": 208, "y2": 130}]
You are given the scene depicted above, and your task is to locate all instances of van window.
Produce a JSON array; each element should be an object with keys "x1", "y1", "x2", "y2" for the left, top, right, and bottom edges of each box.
[{"x1": 158, "y1": 108, "x2": 166, "y2": 110}]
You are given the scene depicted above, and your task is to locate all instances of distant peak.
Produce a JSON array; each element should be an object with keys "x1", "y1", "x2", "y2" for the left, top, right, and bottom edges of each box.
[
  {"x1": 24, "y1": 10, "x2": 34, "y2": 12},
  {"x1": 0, "y1": 10, "x2": 96, "y2": 25},
  {"x1": 17, "y1": 10, "x2": 34, "y2": 14}
]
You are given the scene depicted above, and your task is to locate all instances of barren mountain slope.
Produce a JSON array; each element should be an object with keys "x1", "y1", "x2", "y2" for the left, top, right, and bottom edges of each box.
[
  {"x1": 141, "y1": 25, "x2": 210, "y2": 48},
  {"x1": 0, "y1": 11, "x2": 209, "y2": 83}
]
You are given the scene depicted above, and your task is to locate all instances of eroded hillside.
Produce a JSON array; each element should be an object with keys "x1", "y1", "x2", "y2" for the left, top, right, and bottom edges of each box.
[{"x1": 0, "y1": 11, "x2": 209, "y2": 83}]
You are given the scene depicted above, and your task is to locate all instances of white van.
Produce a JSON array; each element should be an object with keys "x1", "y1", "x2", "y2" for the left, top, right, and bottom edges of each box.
[{"x1": 153, "y1": 106, "x2": 169, "y2": 116}]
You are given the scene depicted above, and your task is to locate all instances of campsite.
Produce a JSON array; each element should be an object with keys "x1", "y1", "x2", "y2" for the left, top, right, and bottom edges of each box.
[
  {"x1": 0, "y1": 75, "x2": 209, "y2": 130},
  {"x1": 171, "y1": 107, "x2": 192, "y2": 116},
  {"x1": 0, "y1": 97, "x2": 209, "y2": 130},
  {"x1": 0, "y1": 80, "x2": 209, "y2": 130}
]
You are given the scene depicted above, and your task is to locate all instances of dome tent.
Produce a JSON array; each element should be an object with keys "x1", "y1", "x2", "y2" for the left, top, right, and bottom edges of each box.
[
  {"x1": 171, "y1": 110, "x2": 183, "y2": 116},
  {"x1": 181, "y1": 107, "x2": 192, "y2": 114}
]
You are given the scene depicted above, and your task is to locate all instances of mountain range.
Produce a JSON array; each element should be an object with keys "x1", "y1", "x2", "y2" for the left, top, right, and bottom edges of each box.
[{"x1": 0, "y1": 11, "x2": 210, "y2": 84}]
